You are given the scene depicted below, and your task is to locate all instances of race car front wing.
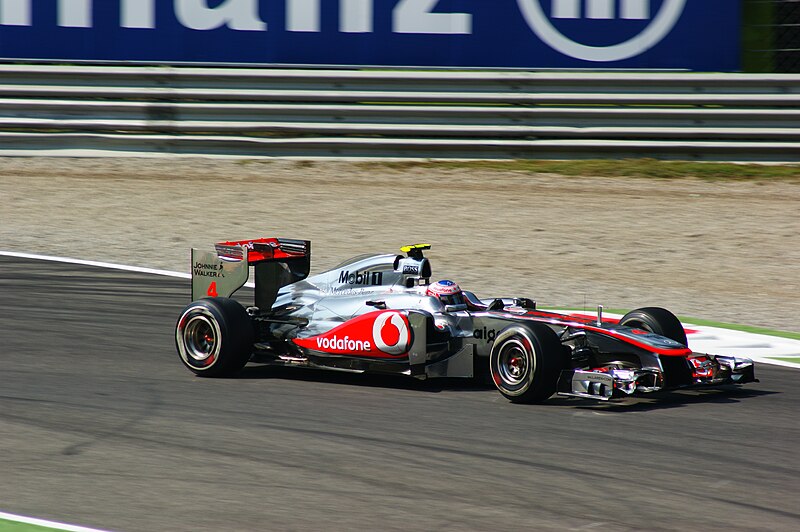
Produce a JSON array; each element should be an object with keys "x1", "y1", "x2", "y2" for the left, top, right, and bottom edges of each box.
[{"x1": 556, "y1": 354, "x2": 758, "y2": 401}]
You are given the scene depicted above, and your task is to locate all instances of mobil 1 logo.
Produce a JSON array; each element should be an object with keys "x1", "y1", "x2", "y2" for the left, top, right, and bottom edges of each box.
[{"x1": 339, "y1": 270, "x2": 383, "y2": 286}]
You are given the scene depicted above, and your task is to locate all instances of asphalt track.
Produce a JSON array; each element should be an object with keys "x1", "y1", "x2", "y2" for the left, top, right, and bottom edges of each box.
[{"x1": 1, "y1": 256, "x2": 799, "y2": 532}]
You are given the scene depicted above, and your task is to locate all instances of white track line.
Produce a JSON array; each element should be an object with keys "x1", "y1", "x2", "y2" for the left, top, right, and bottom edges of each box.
[
  {"x1": 758, "y1": 358, "x2": 800, "y2": 369},
  {"x1": 0, "y1": 511, "x2": 111, "y2": 532},
  {"x1": 0, "y1": 250, "x2": 190, "y2": 279}
]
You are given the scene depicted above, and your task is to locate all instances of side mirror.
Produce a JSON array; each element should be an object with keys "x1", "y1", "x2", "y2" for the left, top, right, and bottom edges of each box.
[{"x1": 486, "y1": 299, "x2": 505, "y2": 311}]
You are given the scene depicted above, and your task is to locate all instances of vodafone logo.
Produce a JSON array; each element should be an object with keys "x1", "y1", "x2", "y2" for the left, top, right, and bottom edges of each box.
[
  {"x1": 516, "y1": 0, "x2": 687, "y2": 62},
  {"x1": 372, "y1": 312, "x2": 411, "y2": 355},
  {"x1": 293, "y1": 310, "x2": 411, "y2": 358}
]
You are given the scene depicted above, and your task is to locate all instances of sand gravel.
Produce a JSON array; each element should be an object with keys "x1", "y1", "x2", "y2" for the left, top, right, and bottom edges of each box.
[{"x1": 1, "y1": 157, "x2": 798, "y2": 332}]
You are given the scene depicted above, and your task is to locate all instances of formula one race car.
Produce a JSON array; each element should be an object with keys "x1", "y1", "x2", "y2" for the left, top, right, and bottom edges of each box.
[{"x1": 175, "y1": 238, "x2": 757, "y2": 403}]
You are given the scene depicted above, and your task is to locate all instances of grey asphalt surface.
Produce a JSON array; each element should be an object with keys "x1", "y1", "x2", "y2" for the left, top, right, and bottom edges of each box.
[{"x1": 1, "y1": 255, "x2": 799, "y2": 532}]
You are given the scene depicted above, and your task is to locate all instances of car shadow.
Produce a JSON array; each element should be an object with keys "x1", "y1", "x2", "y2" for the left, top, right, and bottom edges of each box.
[
  {"x1": 554, "y1": 386, "x2": 777, "y2": 412},
  {"x1": 235, "y1": 364, "x2": 492, "y2": 393},
  {"x1": 234, "y1": 364, "x2": 773, "y2": 406}
]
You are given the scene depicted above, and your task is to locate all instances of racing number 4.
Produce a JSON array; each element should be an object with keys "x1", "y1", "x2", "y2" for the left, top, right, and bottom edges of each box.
[{"x1": 207, "y1": 282, "x2": 218, "y2": 297}]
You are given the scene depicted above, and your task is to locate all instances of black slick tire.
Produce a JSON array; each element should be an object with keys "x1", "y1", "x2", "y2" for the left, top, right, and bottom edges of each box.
[
  {"x1": 175, "y1": 297, "x2": 254, "y2": 377},
  {"x1": 619, "y1": 307, "x2": 687, "y2": 346},
  {"x1": 489, "y1": 323, "x2": 562, "y2": 404}
]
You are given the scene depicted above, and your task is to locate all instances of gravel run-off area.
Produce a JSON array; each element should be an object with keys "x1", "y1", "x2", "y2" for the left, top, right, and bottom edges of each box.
[{"x1": 1, "y1": 157, "x2": 798, "y2": 332}]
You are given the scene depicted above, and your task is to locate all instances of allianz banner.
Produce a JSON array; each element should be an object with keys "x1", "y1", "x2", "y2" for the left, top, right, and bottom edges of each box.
[{"x1": 0, "y1": 1, "x2": 740, "y2": 70}]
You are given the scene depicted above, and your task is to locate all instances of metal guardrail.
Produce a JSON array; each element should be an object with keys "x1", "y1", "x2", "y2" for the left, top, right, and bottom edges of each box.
[{"x1": 0, "y1": 64, "x2": 799, "y2": 161}]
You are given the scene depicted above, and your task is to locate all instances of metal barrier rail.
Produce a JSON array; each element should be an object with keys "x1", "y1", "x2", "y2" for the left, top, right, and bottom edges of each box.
[{"x1": 0, "y1": 65, "x2": 799, "y2": 161}]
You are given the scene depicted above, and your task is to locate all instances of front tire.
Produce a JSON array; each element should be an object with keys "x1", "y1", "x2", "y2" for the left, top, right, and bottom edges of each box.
[
  {"x1": 489, "y1": 323, "x2": 563, "y2": 404},
  {"x1": 619, "y1": 307, "x2": 687, "y2": 346},
  {"x1": 175, "y1": 297, "x2": 254, "y2": 377}
]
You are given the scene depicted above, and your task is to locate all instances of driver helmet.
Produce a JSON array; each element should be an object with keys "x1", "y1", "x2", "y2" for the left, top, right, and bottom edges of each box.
[{"x1": 426, "y1": 280, "x2": 465, "y2": 306}]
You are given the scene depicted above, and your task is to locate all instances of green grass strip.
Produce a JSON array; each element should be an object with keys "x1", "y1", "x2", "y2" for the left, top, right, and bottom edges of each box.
[
  {"x1": 0, "y1": 518, "x2": 60, "y2": 531},
  {"x1": 357, "y1": 159, "x2": 800, "y2": 181},
  {"x1": 767, "y1": 357, "x2": 800, "y2": 364}
]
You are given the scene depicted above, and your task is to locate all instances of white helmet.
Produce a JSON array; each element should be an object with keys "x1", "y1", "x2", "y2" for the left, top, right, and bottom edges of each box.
[{"x1": 426, "y1": 280, "x2": 465, "y2": 306}]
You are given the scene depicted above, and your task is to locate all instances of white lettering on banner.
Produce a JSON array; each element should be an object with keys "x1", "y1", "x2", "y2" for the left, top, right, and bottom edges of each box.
[
  {"x1": 0, "y1": 0, "x2": 467, "y2": 35},
  {"x1": 516, "y1": 0, "x2": 687, "y2": 62},
  {"x1": 174, "y1": 0, "x2": 266, "y2": 31},
  {"x1": 623, "y1": 0, "x2": 650, "y2": 20},
  {"x1": 553, "y1": 0, "x2": 650, "y2": 21},
  {"x1": 0, "y1": 0, "x2": 30, "y2": 26},
  {"x1": 394, "y1": 0, "x2": 471, "y2": 34},
  {"x1": 552, "y1": 0, "x2": 579, "y2": 19},
  {"x1": 59, "y1": 0, "x2": 91, "y2": 27},
  {"x1": 0, "y1": 0, "x2": 266, "y2": 30},
  {"x1": 0, "y1": 0, "x2": 96, "y2": 27},
  {"x1": 0, "y1": 0, "x2": 98, "y2": 27},
  {"x1": 286, "y1": 0, "x2": 318, "y2": 32},
  {"x1": 586, "y1": 0, "x2": 613, "y2": 20},
  {"x1": 122, "y1": 0, "x2": 155, "y2": 29},
  {"x1": 288, "y1": 0, "x2": 460, "y2": 34},
  {"x1": 286, "y1": 0, "x2": 372, "y2": 33},
  {"x1": 341, "y1": 0, "x2": 372, "y2": 33}
]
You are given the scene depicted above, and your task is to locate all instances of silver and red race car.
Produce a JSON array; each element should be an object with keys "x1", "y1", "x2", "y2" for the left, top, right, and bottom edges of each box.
[{"x1": 175, "y1": 238, "x2": 757, "y2": 403}]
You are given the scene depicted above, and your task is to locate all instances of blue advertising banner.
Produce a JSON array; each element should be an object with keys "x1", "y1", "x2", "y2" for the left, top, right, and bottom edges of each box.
[{"x1": 0, "y1": 1, "x2": 740, "y2": 71}]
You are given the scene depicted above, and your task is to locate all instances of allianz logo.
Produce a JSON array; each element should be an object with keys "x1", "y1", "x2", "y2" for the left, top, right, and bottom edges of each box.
[{"x1": 517, "y1": 0, "x2": 687, "y2": 62}]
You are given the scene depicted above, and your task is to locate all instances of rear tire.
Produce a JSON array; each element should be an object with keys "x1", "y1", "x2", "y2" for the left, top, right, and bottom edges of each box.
[
  {"x1": 175, "y1": 297, "x2": 254, "y2": 377},
  {"x1": 489, "y1": 323, "x2": 563, "y2": 404},
  {"x1": 619, "y1": 307, "x2": 687, "y2": 346}
]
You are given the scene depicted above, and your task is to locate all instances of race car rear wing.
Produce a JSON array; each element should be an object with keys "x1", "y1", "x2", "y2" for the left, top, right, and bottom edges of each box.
[
  {"x1": 191, "y1": 238, "x2": 311, "y2": 309},
  {"x1": 214, "y1": 237, "x2": 309, "y2": 264}
]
